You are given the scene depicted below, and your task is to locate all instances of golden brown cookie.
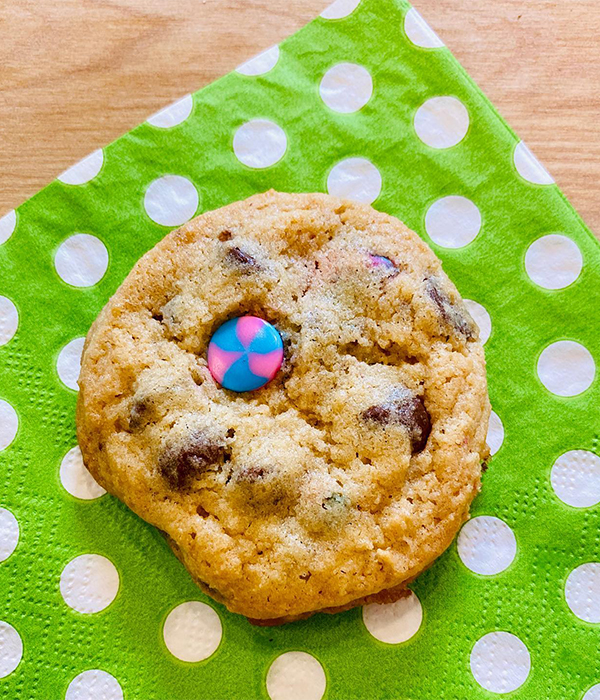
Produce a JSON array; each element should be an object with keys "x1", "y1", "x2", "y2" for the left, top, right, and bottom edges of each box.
[{"x1": 76, "y1": 190, "x2": 490, "y2": 621}]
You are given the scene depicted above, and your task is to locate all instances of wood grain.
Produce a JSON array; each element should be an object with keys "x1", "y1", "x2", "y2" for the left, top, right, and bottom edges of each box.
[{"x1": 1, "y1": 0, "x2": 599, "y2": 235}]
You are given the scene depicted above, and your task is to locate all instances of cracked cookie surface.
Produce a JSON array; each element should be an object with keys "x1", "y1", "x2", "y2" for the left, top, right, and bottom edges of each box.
[{"x1": 76, "y1": 190, "x2": 490, "y2": 621}]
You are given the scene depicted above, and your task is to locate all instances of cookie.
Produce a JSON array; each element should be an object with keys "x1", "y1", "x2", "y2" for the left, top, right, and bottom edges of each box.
[{"x1": 76, "y1": 190, "x2": 490, "y2": 622}]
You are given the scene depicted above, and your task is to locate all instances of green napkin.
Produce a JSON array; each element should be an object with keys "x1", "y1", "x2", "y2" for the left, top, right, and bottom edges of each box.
[{"x1": 1, "y1": 0, "x2": 599, "y2": 697}]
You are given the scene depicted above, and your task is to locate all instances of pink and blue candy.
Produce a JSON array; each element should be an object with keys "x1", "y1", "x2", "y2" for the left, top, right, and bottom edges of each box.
[
  {"x1": 368, "y1": 254, "x2": 396, "y2": 270},
  {"x1": 207, "y1": 316, "x2": 284, "y2": 392}
]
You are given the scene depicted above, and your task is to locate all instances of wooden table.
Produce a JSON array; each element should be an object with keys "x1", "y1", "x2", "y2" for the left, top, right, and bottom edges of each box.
[{"x1": 1, "y1": 0, "x2": 599, "y2": 236}]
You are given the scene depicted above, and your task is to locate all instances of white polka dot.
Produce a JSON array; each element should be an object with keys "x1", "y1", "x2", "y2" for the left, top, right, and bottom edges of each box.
[
  {"x1": 144, "y1": 175, "x2": 199, "y2": 227},
  {"x1": 266, "y1": 651, "x2": 326, "y2": 700},
  {"x1": 0, "y1": 621, "x2": 22, "y2": 679},
  {"x1": 362, "y1": 591, "x2": 423, "y2": 643},
  {"x1": 0, "y1": 400, "x2": 18, "y2": 452},
  {"x1": 319, "y1": 63, "x2": 373, "y2": 114},
  {"x1": 60, "y1": 554, "x2": 119, "y2": 614},
  {"x1": 565, "y1": 562, "x2": 600, "y2": 623},
  {"x1": 236, "y1": 45, "x2": 280, "y2": 76},
  {"x1": 56, "y1": 337, "x2": 85, "y2": 391},
  {"x1": 464, "y1": 300, "x2": 491, "y2": 345},
  {"x1": 57, "y1": 149, "x2": 104, "y2": 186},
  {"x1": 327, "y1": 157, "x2": 382, "y2": 204},
  {"x1": 233, "y1": 120, "x2": 287, "y2": 169},
  {"x1": 404, "y1": 8, "x2": 444, "y2": 48},
  {"x1": 414, "y1": 96, "x2": 469, "y2": 149},
  {"x1": 514, "y1": 141, "x2": 554, "y2": 185},
  {"x1": 487, "y1": 411, "x2": 504, "y2": 456},
  {"x1": 583, "y1": 683, "x2": 600, "y2": 700},
  {"x1": 537, "y1": 340, "x2": 595, "y2": 397},
  {"x1": 525, "y1": 234, "x2": 582, "y2": 290},
  {"x1": 0, "y1": 210, "x2": 16, "y2": 245},
  {"x1": 65, "y1": 670, "x2": 123, "y2": 700},
  {"x1": 320, "y1": 0, "x2": 361, "y2": 19},
  {"x1": 163, "y1": 601, "x2": 222, "y2": 662},
  {"x1": 470, "y1": 632, "x2": 530, "y2": 693},
  {"x1": 425, "y1": 195, "x2": 481, "y2": 248},
  {"x1": 147, "y1": 95, "x2": 193, "y2": 128},
  {"x1": 0, "y1": 508, "x2": 19, "y2": 562},
  {"x1": 551, "y1": 450, "x2": 600, "y2": 508},
  {"x1": 458, "y1": 516, "x2": 516, "y2": 575},
  {"x1": 0, "y1": 297, "x2": 18, "y2": 347},
  {"x1": 60, "y1": 446, "x2": 106, "y2": 501},
  {"x1": 54, "y1": 234, "x2": 108, "y2": 288}
]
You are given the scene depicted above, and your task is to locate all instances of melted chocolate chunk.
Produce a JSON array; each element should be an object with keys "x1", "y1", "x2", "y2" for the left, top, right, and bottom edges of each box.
[
  {"x1": 362, "y1": 392, "x2": 431, "y2": 454},
  {"x1": 426, "y1": 278, "x2": 474, "y2": 339},
  {"x1": 226, "y1": 246, "x2": 258, "y2": 271},
  {"x1": 159, "y1": 432, "x2": 227, "y2": 490}
]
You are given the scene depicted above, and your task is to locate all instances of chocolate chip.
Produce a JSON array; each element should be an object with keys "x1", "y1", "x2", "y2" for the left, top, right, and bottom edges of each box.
[
  {"x1": 395, "y1": 395, "x2": 431, "y2": 453},
  {"x1": 129, "y1": 397, "x2": 153, "y2": 433},
  {"x1": 362, "y1": 392, "x2": 431, "y2": 454},
  {"x1": 159, "y1": 432, "x2": 228, "y2": 490},
  {"x1": 299, "y1": 572, "x2": 312, "y2": 581},
  {"x1": 226, "y1": 246, "x2": 258, "y2": 271},
  {"x1": 426, "y1": 279, "x2": 448, "y2": 317},
  {"x1": 361, "y1": 405, "x2": 391, "y2": 424},
  {"x1": 196, "y1": 504, "x2": 209, "y2": 518},
  {"x1": 426, "y1": 278, "x2": 474, "y2": 339},
  {"x1": 218, "y1": 229, "x2": 233, "y2": 242},
  {"x1": 226, "y1": 428, "x2": 235, "y2": 438},
  {"x1": 237, "y1": 465, "x2": 267, "y2": 482}
]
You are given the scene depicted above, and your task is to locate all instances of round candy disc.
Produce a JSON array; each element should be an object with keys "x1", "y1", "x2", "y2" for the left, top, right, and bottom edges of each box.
[{"x1": 207, "y1": 316, "x2": 284, "y2": 392}]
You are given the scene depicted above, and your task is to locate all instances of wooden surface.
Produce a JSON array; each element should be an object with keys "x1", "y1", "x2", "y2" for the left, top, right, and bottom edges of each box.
[{"x1": 1, "y1": 0, "x2": 599, "y2": 235}]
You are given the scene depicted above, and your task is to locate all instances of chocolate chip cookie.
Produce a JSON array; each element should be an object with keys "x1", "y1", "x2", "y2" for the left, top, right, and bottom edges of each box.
[{"x1": 76, "y1": 190, "x2": 490, "y2": 622}]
